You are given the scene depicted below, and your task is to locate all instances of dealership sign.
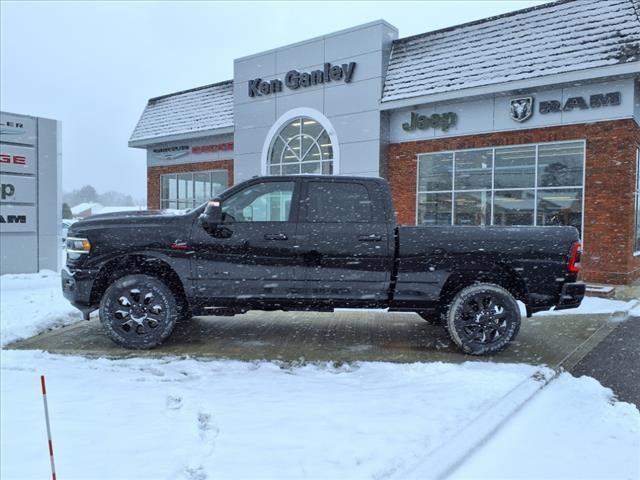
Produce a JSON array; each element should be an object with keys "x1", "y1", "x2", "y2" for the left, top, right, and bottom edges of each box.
[
  {"x1": 539, "y1": 92, "x2": 621, "y2": 114},
  {"x1": 192, "y1": 142, "x2": 233, "y2": 154},
  {"x1": 248, "y1": 62, "x2": 357, "y2": 97},
  {"x1": 151, "y1": 145, "x2": 189, "y2": 160},
  {"x1": 510, "y1": 97, "x2": 534, "y2": 122},
  {"x1": 0, "y1": 114, "x2": 36, "y2": 146},
  {"x1": 1, "y1": 174, "x2": 36, "y2": 203},
  {"x1": 509, "y1": 91, "x2": 621, "y2": 122},
  {"x1": 0, "y1": 204, "x2": 36, "y2": 233},
  {"x1": 402, "y1": 111, "x2": 458, "y2": 132}
]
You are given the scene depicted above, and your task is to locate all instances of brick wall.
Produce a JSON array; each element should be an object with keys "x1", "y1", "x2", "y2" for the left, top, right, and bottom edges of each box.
[
  {"x1": 387, "y1": 119, "x2": 640, "y2": 285},
  {"x1": 147, "y1": 159, "x2": 234, "y2": 210}
]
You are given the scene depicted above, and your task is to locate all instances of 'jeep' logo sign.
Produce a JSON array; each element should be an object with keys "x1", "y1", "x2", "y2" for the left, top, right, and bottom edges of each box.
[
  {"x1": 1, "y1": 183, "x2": 15, "y2": 200},
  {"x1": 248, "y1": 62, "x2": 356, "y2": 97},
  {"x1": 402, "y1": 111, "x2": 458, "y2": 132}
]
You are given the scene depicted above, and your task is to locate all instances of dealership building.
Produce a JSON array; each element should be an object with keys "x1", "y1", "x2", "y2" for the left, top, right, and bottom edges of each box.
[{"x1": 129, "y1": 0, "x2": 640, "y2": 285}]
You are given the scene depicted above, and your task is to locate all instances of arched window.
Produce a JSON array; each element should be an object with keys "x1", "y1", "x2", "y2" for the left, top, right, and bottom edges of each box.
[{"x1": 268, "y1": 116, "x2": 334, "y2": 175}]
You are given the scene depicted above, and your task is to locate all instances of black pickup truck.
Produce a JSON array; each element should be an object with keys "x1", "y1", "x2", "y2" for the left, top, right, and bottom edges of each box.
[{"x1": 62, "y1": 175, "x2": 585, "y2": 355}]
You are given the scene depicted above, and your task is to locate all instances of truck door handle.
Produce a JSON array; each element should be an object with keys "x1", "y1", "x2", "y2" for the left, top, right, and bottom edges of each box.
[
  {"x1": 264, "y1": 233, "x2": 288, "y2": 241},
  {"x1": 358, "y1": 234, "x2": 382, "y2": 242}
]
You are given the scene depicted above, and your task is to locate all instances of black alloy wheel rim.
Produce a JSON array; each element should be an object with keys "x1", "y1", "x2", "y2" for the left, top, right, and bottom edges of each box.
[
  {"x1": 455, "y1": 293, "x2": 513, "y2": 346},
  {"x1": 112, "y1": 287, "x2": 167, "y2": 337}
]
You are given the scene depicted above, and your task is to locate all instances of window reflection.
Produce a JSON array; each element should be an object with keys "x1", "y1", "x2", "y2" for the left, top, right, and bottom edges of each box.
[
  {"x1": 454, "y1": 149, "x2": 492, "y2": 190},
  {"x1": 493, "y1": 190, "x2": 535, "y2": 226},
  {"x1": 454, "y1": 191, "x2": 492, "y2": 226},
  {"x1": 418, "y1": 192, "x2": 452, "y2": 225},
  {"x1": 417, "y1": 142, "x2": 584, "y2": 234},
  {"x1": 494, "y1": 146, "x2": 536, "y2": 189},
  {"x1": 160, "y1": 170, "x2": 228, "y2": 210},
  {"x1": 538, "y1": 142, "x2": 583, "y2": 187},
  {"x1": 536, "y1": 189, "x2": 582, "y2": 230}
]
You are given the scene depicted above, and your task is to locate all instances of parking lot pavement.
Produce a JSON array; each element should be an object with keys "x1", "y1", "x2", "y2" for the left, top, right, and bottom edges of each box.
[
  {"x1": 7, "y1": 310, "x2": 617, "y2": 369},
  {"x1": 570, "y1": 316, "x2": 640, "y2": 407}
]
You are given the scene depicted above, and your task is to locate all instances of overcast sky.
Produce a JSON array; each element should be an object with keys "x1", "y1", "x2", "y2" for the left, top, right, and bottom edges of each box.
[{"x1": 1, "y1": 0, "x2": 547, "y2": 201}]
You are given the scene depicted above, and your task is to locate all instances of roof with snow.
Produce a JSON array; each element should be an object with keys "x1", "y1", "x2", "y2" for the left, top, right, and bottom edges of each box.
[
  {"x1": 129, "y1": 0, "x2": 640, "y2": 146},
  {"x1": 70, "y1": 202, "x2": 103, "y2": 215},
  {"x1": 129, "y1": 80, "x2": 233, "y2": 146},
  {"x1": 381, "y1": 0, "x2": 640, "y2": 103}
]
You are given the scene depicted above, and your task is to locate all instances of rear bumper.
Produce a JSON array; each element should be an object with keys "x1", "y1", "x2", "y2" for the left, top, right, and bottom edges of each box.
[
  {"x1": 555, "y1": 282, "x2": 586, "y2": 310},
  {"x1": 61, "y1": 267, "x2": 98, "y2": 313}
]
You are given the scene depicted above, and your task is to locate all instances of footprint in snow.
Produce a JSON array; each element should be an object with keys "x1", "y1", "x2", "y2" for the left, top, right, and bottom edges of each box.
[
  {"x1": 182, "y1": 410, "x2": 219, "y2": 478},
  {"x1": 183, "y1": 466, "x2": 207, "y2": 480},
  {"x1": 166, "y1": 394, "x2": 183, "y2": 410}
]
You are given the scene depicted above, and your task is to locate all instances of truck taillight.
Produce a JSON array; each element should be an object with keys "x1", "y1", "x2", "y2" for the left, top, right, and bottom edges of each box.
[{"x1": 568, "y1": 241, "x2": 581, "y2": 273}]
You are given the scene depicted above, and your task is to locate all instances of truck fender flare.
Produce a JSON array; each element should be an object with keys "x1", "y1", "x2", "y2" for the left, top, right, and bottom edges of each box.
[
  {"x1": 89, "y1": 252, "x2": 188, "y2": 308},
  {"x1": 439, "y1": 264, "x2": 529, "y2": 310}
]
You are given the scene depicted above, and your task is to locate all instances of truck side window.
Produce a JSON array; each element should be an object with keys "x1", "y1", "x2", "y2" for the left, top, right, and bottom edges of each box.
[
  {"x1": 304, "y1": 182, "x2": 372, "y2": 223},
  {"x1": 222, "y1": 181, "x2": 294, "y2": 222}
]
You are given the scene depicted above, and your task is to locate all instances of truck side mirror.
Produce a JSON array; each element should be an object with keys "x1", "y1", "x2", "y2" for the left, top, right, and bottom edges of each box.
[{"x1": 198, "y1": 198, "x2": 223, "y2": 231}]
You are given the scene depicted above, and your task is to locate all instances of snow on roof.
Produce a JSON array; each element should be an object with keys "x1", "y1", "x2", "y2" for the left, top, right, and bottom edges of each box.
[
  {"x1": 382, "y1": 0, "x2": 640, "y2": 103},
  {"x1": 129, "y1": 80, "x2": 233, "y2": 145},
  {"x1": 70, "y1": 202, "x2": 102, "y2": 215}
]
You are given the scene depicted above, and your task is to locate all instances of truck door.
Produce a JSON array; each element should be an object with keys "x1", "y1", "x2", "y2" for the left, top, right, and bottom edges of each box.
[
  {"x1": 294, "y1": 178, "x2": 392, "y2": 303},
  {"x1": 190, "y1": 179, "x2": 299, "y2": 304}
]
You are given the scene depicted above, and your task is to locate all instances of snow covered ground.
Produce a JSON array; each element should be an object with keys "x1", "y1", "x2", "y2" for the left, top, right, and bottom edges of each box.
[
  {"x1": 1, "y1": 271, "x2": 639, "y2": 480},
  {"x1": 0, "y1": 270, "x2": 82, "y2": 347},
  {"x1": 533, "y1": 296, "x2": 637, "y2": 317}
]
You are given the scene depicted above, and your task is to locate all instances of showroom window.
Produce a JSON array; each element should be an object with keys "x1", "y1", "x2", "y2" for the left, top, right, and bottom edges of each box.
[
  {"x1": 268, "y1": 116, "x2": 334, "y2": 175},
  {"x1": 160, "y1": 170, "x2": 228, "y2": 209},
  {"x1": 417, "y1": 141, "x2": 584, "y2": 235}
]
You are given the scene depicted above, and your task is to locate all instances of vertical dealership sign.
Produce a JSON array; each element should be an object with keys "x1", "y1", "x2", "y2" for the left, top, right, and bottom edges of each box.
[{"x1": 1, "y1": 112, "x2": 61, "y2": 274}]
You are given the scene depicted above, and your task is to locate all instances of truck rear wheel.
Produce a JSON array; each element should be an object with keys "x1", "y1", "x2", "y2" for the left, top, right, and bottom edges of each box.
[
  {"x1": 99, "y1": 274, "x2": 178, "y2": 349},
  {"x1": 445, "y1": 283, "x2": 520, "y2": 355}
]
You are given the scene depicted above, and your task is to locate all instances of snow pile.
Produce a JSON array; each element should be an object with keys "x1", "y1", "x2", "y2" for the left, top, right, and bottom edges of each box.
[
  {"x1": 533, "y1": 296, "x2": 634, "y2": 317},
  {"x1": 0, "y1": 271, "x2": 83, "y2": 347},
  {"x1": 1, "y1": 351, "x2": 539, "y2": 480},
  {"x1": 452, "y1": 373, "x2": 640, "y2": 480}
]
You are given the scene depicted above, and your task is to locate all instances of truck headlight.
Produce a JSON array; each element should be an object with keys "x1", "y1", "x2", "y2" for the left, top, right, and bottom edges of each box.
[{"x1": 66, "y1": 237, "x2": 91, "y2": 254}]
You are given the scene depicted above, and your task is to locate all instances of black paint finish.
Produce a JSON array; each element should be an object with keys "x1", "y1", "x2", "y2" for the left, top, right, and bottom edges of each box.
[{"x1": 62, "y1": 175, "x2": 584, "y2": 317}]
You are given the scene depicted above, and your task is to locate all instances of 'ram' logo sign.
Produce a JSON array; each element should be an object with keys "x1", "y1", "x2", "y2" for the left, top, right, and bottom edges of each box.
[
  {"x1": 510, "y1": 97, "x2": 534, "y2": 122},
  {"x1": 0, "y1": 214, "x2": 27, "y2": 224}
]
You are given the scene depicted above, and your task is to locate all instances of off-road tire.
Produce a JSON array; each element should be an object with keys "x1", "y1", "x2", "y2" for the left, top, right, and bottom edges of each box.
[
  {"x1": 99, "y1": 274, "x2": 179, "y2": 349},
  {"x1": 445, "y1": 283, "x2": 520, "y2": 355}
]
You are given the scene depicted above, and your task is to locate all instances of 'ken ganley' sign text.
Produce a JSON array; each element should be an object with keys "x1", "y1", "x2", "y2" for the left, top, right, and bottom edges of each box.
[{"x1": 248, "y1": 62, "x2": 356, "y2": 97}]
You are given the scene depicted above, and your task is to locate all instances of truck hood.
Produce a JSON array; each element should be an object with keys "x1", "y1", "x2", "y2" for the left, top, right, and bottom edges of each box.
[{"x1": 69, "y1": 209, "x2": 193, "y2": 233}]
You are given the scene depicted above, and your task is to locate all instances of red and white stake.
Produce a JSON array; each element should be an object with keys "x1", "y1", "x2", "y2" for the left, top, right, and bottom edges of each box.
[{"x1": 40, "y1": 375, "x2": 57, "y2": 480}]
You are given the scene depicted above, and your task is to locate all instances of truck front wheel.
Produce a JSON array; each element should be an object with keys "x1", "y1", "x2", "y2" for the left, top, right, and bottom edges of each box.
[
  {"x1": 99, "y1": 274, "x2": 179, "y2": 349},
  {"x1": 445, "y1": 283, "x2": 520, "y2": 355}
]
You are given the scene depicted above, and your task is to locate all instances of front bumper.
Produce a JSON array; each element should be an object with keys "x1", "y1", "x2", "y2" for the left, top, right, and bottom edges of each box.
[
  {"x1": 555, "y1": 282, "x2": 586, "y2": 310},
  {"x1": 61, "y1": 267, "x2": 99, "y2": 314}
]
